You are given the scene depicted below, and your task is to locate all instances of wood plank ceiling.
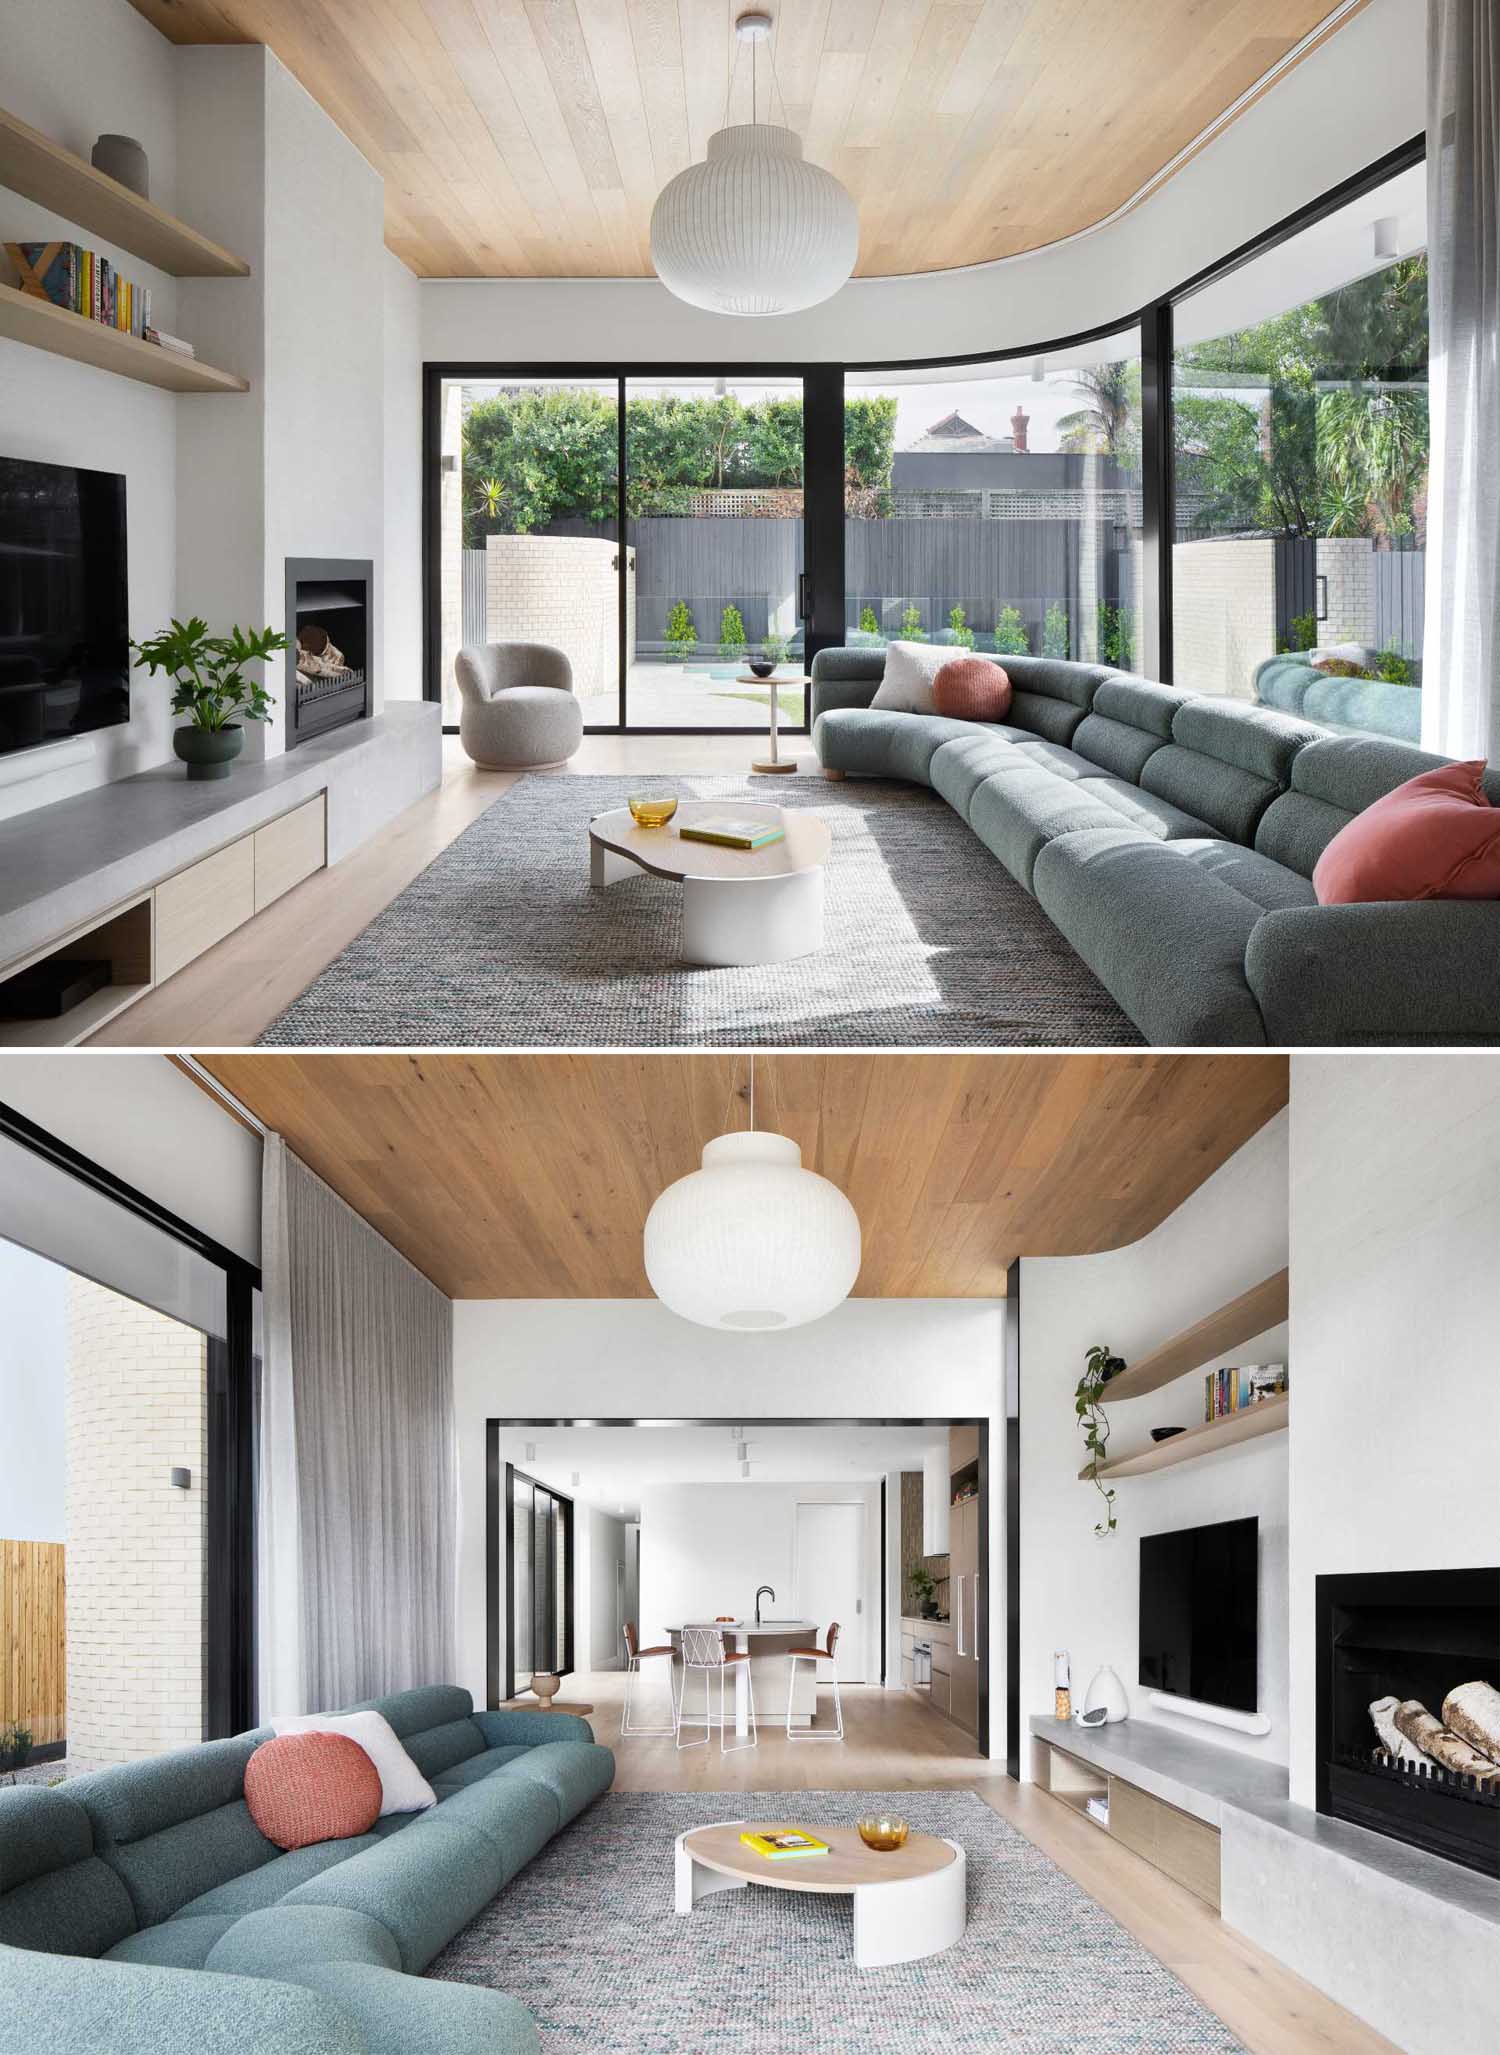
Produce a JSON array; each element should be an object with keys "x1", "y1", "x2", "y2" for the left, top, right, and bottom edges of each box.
[
  {"x1": 127, "y1": 1, "x2": 1358, "y2": 279},
  {"x1": 194, "y1": 1052, "x2": 1287, "y2": 1298}
]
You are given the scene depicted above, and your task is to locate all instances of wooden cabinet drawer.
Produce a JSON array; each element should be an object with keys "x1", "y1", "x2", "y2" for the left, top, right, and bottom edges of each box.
[
  {"x1": 930, "y1": 1666, "x2": 951, "y2": 1714},
  {"x1": 254, "y1": 795, "x2": 325, "y2": 911},
  {"x1": 1109, "y1": 1780, "x2": 1220, "y2": 1910},
  {"x1": 949, "y1": 1661, "x2": 978, "y2": 1734},
  {"x1": 155, "y1": 837, "x2": 255, "y2": 982}
]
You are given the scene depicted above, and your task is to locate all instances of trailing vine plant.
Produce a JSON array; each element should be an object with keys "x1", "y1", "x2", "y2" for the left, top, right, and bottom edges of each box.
[{"x1": 1076, "y1": 1343, "x2": 1127, "y2": 1538}]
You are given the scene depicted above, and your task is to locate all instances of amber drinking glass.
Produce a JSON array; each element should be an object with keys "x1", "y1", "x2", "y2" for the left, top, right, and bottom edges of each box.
[
  {"x1": 856, "y1": 1815, "x2": 910, "y2": 1852},
  {"x1": 628, "y1": 790, "x2": 678, "y2": 827}
]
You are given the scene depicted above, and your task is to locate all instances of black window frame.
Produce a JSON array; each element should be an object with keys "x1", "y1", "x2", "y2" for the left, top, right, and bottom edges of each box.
[
  {"x1": 423, "y1": 133, "x2": 1424, "y2": 726},
  {"x1": 500, "y1": 1454, "x2": 576, "y2": 1701},
  {"x1": 0, "y1": 1099, "x2": 261, "y2": 1741}
]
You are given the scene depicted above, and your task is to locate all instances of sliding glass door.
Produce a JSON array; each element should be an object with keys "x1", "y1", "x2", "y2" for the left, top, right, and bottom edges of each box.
[
  {"x1": 507, "y1": 1466, "x2": 573, "y2": 1696},
  {"x1": 435, "y1": 375, "x2": 620, "y2": 727},
  {"x1": 624, "y1": 375, "x2": 807, "y2": 731}
]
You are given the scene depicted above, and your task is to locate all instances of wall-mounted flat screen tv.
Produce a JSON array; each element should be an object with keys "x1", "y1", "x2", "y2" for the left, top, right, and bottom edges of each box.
[
  {"x1": 1139, "y1": 1514, "x2": 1258, "y2": 1714},
  {"x1": 0, "y1": 456, "x2": 129, "y2": 759}
]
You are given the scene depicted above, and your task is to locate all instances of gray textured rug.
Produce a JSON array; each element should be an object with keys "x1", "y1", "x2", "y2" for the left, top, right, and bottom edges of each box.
[
  {"x1": 429, "y1": 1789, "x2": 1243, "y2": 2054},
  {"x1": 259, "y1": 775, "x2": 1139, "y2": 1047}
]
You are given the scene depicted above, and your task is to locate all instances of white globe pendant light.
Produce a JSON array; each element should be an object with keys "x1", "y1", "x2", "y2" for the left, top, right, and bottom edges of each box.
[
  {"x1": 650, "y1": 13, "x2": 858, "y2": 318},
  {"x1": 643, "y1": 1065, "x2": 861, "y2": 1331}
]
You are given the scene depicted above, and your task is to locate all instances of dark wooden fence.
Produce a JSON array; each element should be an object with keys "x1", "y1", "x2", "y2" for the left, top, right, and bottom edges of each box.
[{"x1": 1373, "y1": 550, "x2": 1425, "y2": 654}]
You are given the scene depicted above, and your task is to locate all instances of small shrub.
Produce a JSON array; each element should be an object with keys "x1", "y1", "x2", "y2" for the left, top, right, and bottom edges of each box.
[
  {"x1": 0, "y1": 1723, "x2": 33, "y2": 1779},
  {"x1": 858, "y1": 606, "x2": 879, "y2": 636},
  {"x1": 1042, "y1": 602, "x2": 1070, "y2": 659},
  {"x1": 665, "y1": 599, "x2": 696, "y2": 662},
  {"x1": 718, "y1": 604, "x2": 747, "y2": 660},
  {"x1": 1372, "y1": 645, "x2": 1414, "y2": 685},
  {"x1": 994, "y1": 605, "x2": 1029, "y2": 656},
  {"x1": 1288, "y1": 611, "x2": 1318, "y2": 653},
  {"x1": 948, "y1": 605, "x2": 975, "y2": 651},
  {"x1": 899, "y1": 603, "x2": 928, "y2": 642},
  {"x1": 1097, "y1": 602, "x2": 1137, "y2": 670}
]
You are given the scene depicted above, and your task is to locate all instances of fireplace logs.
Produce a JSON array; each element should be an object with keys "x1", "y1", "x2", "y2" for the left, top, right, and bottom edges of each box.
[
  {"x1": 1378, "y1": 1693, "x2": 1500, "y2": 1787},
  {"x1": 1442, "y1": 1680, "x2": 1500, "y2": 1762}
]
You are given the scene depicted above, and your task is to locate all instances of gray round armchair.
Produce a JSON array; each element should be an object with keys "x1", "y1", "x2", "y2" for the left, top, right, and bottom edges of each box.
[{"x1": 453, "y1": 642, "x2": 583, "y2": 768}]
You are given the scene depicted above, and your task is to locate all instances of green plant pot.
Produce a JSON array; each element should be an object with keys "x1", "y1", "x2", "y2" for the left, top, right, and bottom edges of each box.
[{"x1": 174, "y1": 724, "x2": 244, "y2": 780}]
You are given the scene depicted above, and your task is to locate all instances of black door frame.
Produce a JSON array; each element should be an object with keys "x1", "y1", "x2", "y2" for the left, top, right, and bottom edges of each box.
[
  {"x1": 0, "y1": 1100, "x2": 261, "y2": 1741},
  {"x1": 501, "y1": 1457, "x2": 577, "y2": 1701},
  {"x1": 485, "y1": 1414, "x2": 991, "y2": 1759},
  {"x1": 423, "y1": 133, "x2": 1424, "y2": 731}
]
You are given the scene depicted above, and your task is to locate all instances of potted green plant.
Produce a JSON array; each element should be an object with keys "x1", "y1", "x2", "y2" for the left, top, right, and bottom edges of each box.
[
  {"x1": 908, "y1": 1562, "x2": 939, "y2": 1618},
  {"x1": 1076, "y1": 1343, "x2": 1127, "y2": 1537},
  {"x1": 132, "y1": 616, "x2": 288, "y2": 780}
]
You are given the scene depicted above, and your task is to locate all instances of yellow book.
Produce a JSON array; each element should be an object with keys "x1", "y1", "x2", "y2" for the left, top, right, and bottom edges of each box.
[{"x1": 738, "y1": 1827, "x2": 829, "y2": 1861}]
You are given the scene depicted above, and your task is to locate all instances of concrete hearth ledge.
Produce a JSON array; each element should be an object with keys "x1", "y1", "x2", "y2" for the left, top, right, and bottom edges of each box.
[
  {"x1": 1029, "y1": 1713, "x2": 1289, "y2": 1827},
  {"x1": 0, "y1": 703, "x2": 442, "y2": 969}
]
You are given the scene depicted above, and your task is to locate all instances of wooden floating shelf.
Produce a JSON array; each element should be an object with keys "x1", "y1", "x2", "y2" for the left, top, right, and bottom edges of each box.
[
  {"x1": 0, "y1": 105, "x2": 249, "y2": 278},
  {"x1": 1081, "y1": 1394, "x2": 1289, "y2": 1481},
  {"x1": 0, "y1": 282, "x2": 248, "y2": 393},
  {"x1": 1102, "y1": 1268, "x2": 1288, "y2": 1404}
]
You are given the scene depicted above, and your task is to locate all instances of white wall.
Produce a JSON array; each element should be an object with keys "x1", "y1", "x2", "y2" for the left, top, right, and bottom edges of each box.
[
  {"x1": 1286, "y1": 1055, "x2": 1500, "y2": 1809},
  {"x1": 1019, "y1": 1111, "x2": 1290, "y2": 1770},
  {"x1": 0, "y1": 1053, "x2": 261, "y2": 1264},
  {"x1": 578, "y1": 1505, "x2": 628, "y2": 1671},
  {"x1": 638, "y1": 1480, "x2": 882, "y2": 1678},
  {"x1": 0, "y1": 1240, "x2": 67, "y2": 1542},
  {"x1": 382, "y1": 251, "x2": 424, "y2": 700},
  {"x1": 453, "y1": 1297, "x2": 1007, "y2": 1749},
  {"x1": 0, "y1": 0, "x2": 181, "y2": 821},
  {"x1": 419, "y1": 0, "x2": 1422, "y2": 366}
]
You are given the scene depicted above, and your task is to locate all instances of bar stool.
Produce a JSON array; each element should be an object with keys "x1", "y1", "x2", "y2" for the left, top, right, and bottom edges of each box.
[
  {"x1": 622, "y1": 1621, "x2": 678, "y2": 1737},
  {"x1": 676, "y1": 1625, "x2": 757, "y2": 1753},
  {"x1": 786, "y1": 1622, "x2": 843, "y2": 1741}
]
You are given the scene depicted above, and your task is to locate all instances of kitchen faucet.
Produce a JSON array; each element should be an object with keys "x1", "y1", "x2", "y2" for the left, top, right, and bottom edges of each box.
[{"x1": 754, "y1": 1584, "x2": 776, "y2": 1624}]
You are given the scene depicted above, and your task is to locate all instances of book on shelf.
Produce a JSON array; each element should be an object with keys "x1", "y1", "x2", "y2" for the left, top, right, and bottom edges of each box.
[
  {"x1": 738, "y1": 1828, "x2": 829, "y2": 1861},
  {"x1": 4, "y1": 239, "x2": 152, "y2": 339},
  {"x1": 678, "y1": 815, "x2": 785, "y2": 851},
  {"x1": 1204, "y1": 1362, "x2": 1287, "y2": 1422},
  {"x1": 1085, "y1": 1795, "x2": 1110, "y2": 1828},
  {"x1": 144, "y1": 327, "x2": 195, "y2": 358}
]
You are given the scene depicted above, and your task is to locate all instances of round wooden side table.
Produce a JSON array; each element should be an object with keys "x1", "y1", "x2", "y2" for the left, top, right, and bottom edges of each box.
[{"x1": 740, "y1": 673, "x2": 811, "y2": 775}]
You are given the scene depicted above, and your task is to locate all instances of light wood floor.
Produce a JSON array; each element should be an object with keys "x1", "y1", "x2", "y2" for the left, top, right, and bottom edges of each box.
[
  {"x1": 90, "y1": 729, "x2": 771, "y2": 1048},
  {"x1": 580, "y1": 1669, "x2": 1400, "y2": 2055}
]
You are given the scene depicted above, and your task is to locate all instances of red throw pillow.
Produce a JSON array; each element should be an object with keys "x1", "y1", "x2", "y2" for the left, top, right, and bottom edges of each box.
[
  {"x1": 932, "y1": 656, "x2": 1012, "y2": 723},
  {"x1": 245, "y1": 1731, "x2": 382, "y2": 1851},
  {"x1": 1313, "y1": 760, "x2": 1500, "y2": 905}
]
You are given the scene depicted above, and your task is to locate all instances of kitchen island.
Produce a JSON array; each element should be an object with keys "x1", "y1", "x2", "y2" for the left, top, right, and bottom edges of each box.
[{"x1": 665, "y1": 1618, "x2": 819, "y2": 1737}]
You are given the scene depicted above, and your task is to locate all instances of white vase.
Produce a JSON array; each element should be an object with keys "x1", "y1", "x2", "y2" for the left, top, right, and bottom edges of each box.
[{"x1": 1084, "y1": 1664, "x2": 1128, "y2": 1723}]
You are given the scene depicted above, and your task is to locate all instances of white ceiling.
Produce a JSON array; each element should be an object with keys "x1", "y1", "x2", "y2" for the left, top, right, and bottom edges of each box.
[{"x1": 495, "y1": 1421, "x2": 945, "y2": 1521}]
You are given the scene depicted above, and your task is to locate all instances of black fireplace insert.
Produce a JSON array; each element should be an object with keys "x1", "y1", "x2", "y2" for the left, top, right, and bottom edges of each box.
[
  {"x1": 285, "y1": 557, "x2": 373, "y2": 746},
  {"x1": 1316, "y1": 1566, "x2": 1500, "y2": 1878}
]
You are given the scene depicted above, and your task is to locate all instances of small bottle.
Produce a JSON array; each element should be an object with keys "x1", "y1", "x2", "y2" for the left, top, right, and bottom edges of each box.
[{"x1": 1054, "y1": 1649, "x2": 1072, "y2": 1723}]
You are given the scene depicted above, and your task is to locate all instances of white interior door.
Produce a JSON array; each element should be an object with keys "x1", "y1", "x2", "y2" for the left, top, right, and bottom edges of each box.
[{"x1": 794, "y1": 1501, "x2": 866, "y2": 1680}]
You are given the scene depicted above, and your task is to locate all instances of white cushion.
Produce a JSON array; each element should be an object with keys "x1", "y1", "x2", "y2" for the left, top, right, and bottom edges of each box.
[
  {"x1": 870, "y1": 640, "x2": 950, "y2": 714},
  {"x1": 270, "y1": 1709, "x2": 436, "y2": 1817}
]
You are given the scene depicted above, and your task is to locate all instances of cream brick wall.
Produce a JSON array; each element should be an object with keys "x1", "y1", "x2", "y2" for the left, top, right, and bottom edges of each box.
[
  {"x1": 1172, "y1": 536, "x2": 1277, "y2": 697},
  {"x1": 66, "y1": 1277, "x2": 206, "y2": 1763},
  {"x1": 1315, "y1": 537, "x2": 1377, "y2": 647},
  {"x1": 485, "y1": 533, "x2": 634, "y2": 702}
]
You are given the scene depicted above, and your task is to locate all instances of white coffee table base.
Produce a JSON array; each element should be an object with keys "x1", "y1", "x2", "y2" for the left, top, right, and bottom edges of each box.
[
  {"x1": 591, "y1": 841, "x2": 824, "y2": 967},
  {"x1": 674, "y1": 1824, "x2": 967, "y2": 1970}
]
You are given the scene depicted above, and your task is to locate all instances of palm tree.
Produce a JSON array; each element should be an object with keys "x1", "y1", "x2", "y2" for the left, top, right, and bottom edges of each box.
[{"x1": 1057, "y1": 363, "x2": 1140, "y2": 463}]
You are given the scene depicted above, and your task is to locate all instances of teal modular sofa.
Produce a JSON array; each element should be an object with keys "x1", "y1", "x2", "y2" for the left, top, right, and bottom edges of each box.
[
  {"x1": 1254, "y1": 654, "x2": 1422, "y2": 742},
  {"x1": 812, "y1": 649, "x2": 1500, "y2": 1045},
  {"x1": 0, "y1": 1686, "x2": 614, "y2": 2055}
]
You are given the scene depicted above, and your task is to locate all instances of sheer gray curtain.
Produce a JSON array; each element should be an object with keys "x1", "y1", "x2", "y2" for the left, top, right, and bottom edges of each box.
[
  {"x1": 1422, "y1": 0, "x2": 1500, "y2": 757},
  {"x1": 259, "y1": 1134, "x2": 455, "y2": 1714}
]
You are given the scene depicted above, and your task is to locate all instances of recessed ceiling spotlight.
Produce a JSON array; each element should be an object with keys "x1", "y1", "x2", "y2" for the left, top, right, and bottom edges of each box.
[
  {"x1": 1373, "y1": 215, "x2": 1399, "y2": 260},
  {"x1": 1031, "y1": 357, "x2": 1046, "y2": 383}
]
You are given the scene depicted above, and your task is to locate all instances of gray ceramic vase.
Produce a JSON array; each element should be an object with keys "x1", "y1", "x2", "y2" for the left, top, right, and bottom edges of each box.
[
  {"x1": 91, "y1": 134, "x2": 149, "y2": 198},
  {"x1": 174, "y1": 725, "x2": 243, "y2": 780}
]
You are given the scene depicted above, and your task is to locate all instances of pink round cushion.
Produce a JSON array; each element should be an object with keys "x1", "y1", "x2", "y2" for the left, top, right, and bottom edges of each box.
[
  {"x1": 932, "y1": 656, "x2": 1012, "y2": 722},
  {"x1": 244, "y1": 1731, "x2": 382, "y2": 1851},
  {"x1": 1313, "y1": 760, "x2": 1500, "y2": 905}
]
